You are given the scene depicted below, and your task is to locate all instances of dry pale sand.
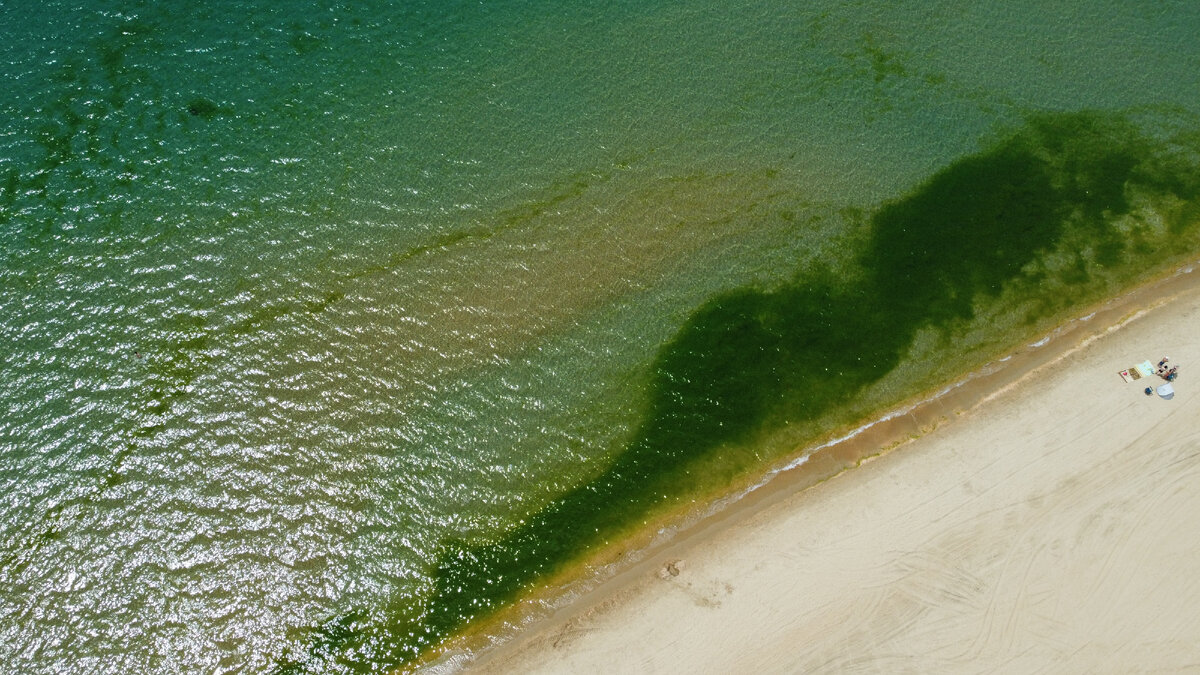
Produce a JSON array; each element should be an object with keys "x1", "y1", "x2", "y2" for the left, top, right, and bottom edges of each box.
[{"x1": 468, "y1": 271, "x2": 1200, "y2": 674}]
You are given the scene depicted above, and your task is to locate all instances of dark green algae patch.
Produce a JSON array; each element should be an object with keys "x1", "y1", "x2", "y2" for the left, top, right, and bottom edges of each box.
[{"x1": 278, "y1": 111, "x2": 1200, "y2": 672}]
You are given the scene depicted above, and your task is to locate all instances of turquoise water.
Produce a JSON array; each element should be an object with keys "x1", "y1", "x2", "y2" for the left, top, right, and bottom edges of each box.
[{"x1": 2, "y1": 1, "x2": 1199, "y2": 672}]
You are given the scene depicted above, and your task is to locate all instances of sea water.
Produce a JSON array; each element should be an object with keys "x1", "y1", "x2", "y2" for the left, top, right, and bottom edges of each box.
[{"x1": 2, "y1": 1, "x2": 1199, "y2": 672}]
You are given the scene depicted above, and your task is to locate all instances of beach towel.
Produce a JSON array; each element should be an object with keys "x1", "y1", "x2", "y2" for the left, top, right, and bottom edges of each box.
[{"x1": 1121, "y1": 360, "x2": 1158, "y2": 382}]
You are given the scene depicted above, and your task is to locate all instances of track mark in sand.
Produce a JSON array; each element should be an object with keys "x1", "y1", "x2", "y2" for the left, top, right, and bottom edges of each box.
[
  {"x1": 678, "y1": 581, "x2": 732, "y2": 610},
  {"x1": 656, "y1": 558, "x2": 731, "y2": 609},
  {"x1": 550, "y1": 618, "x2": 587, "y2": 650},
  {"x1": 890, "y1": 549, "x2": 987, "y2": 607},
  {"x1": 948, "y1": 466, "x2": 1071, "y2": 664}
]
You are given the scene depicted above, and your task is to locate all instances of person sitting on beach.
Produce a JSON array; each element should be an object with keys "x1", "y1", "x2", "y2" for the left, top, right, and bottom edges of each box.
[
  {"x1": 1166, "y1": 366, "x2": 1179, "y2": 382},
  {"x1": 1157, "y1": 356, "x2": 1170, "y2": 375}
]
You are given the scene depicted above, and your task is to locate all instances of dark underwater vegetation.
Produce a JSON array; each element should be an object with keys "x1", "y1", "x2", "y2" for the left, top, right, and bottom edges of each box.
[{"x1": 279, "y1": 111, "x2": 1200, "y2": 672}]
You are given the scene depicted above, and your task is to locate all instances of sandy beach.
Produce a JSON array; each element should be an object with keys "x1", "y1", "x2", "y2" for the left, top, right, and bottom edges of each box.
[{"x1": 466, "y1": 267, "x2": 1200, "y2": 674}]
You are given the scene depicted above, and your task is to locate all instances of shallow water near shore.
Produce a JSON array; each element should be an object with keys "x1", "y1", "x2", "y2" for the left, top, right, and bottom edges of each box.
[{"x1": 2, "y1": 1, "x2": 1200, "y2": 673}]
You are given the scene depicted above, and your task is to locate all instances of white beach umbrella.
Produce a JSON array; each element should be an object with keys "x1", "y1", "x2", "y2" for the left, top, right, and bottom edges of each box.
[{"x1": 1157, "y1": 383, "x2": 1175, "y2": 399}]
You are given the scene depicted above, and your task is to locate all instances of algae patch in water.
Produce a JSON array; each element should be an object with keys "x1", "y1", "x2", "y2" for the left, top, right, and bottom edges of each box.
[
  {"x1": 186, "y1": 97, "x2": 223, "y2": 120},
  {"x1": 279, "y1": 111, "x2": 1200, "y2": 672}
]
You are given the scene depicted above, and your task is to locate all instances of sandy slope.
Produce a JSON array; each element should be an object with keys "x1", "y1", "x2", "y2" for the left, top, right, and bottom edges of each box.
[{"x1": 469, "y1": 274, "x2": 1200, "y2": 674}]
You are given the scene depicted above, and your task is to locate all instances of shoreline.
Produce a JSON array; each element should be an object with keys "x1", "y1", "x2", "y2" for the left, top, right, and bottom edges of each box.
[{"x1": 434, "y1": 258, "x2": 1200, "y2": 673}]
